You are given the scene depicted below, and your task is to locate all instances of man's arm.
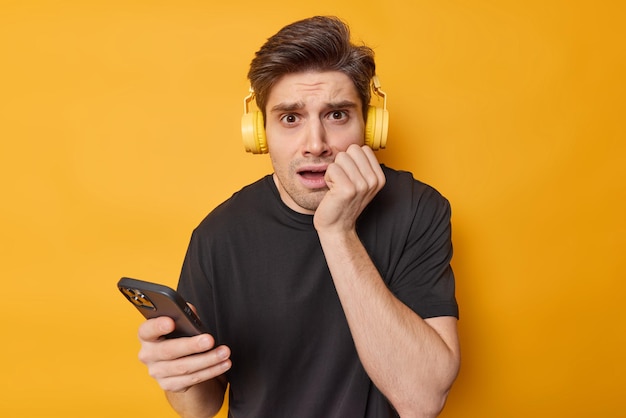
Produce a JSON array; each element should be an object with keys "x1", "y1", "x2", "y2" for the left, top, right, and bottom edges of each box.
[
  {"x1": 315, "y1": 145, "x2": 460, "y2": 418},
  {"x1": 138, "y1": 316, "x2": 231, "y2": 418},
  {"x1": 317, "y1": 230, "x2": 460, "y2": 417}
]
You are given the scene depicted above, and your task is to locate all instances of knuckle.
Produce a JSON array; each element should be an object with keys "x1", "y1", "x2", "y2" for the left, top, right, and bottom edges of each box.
[
  {"x1": 137, "y1": 346, "x2": 153, "y2": 365},
  {"x1": 188, "y1": 373, "x2": 204, "y2": 386},
  {"x1": 147, "y1": 366, "x2": 160, "y2": 380},
  {"x1": 160, "y1": 379, "x2": 184, "y2": 393},
  {"x1": 147, "y1": 361, "x2": 167, "y2": 380},
  {"x1": 172, "y1": 361, "x2": 193, "y2": 376}
]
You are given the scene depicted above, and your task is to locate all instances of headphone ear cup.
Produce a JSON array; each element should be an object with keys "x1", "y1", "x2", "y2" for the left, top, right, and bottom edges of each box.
[
  {"x1": 241, "y1": 111, "x2": 268, "y2": 154},
  {"x1": 365, "y1": 105, "x2": 389, "y2": 150},
  {"x1": 379, "y1": 107, "x2": 389, "y2": 149}
]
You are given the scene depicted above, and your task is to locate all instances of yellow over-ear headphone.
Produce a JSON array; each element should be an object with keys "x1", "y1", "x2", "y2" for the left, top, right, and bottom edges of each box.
[{"x1": 241, "y1": 75, "x2": 389, "y2": 154}]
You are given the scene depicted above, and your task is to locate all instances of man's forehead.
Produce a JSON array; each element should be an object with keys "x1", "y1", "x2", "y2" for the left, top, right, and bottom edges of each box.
[{"x1": 267, "y1": 71, "x2": 361, "y2": 110}]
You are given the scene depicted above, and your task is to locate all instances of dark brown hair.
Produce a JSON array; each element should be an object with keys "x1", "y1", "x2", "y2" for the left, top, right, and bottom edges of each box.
[{"x1": 247, "y1": 16, "x2": 376, "y2": 120}]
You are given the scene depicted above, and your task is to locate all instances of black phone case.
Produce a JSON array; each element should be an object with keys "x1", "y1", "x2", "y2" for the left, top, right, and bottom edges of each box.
[{"x1": 117, "y1": 277, "x2": 207, "y2": 338}]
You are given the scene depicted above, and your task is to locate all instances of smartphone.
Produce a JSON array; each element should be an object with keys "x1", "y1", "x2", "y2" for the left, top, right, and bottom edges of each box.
[{"x1": 117, "y1": 277, "x2": 207, "y2": 338}]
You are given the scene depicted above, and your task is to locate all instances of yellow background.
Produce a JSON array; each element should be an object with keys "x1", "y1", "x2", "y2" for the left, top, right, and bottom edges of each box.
[{"x1": 1, "y1": 1, "x2": 624, "y2": 416}]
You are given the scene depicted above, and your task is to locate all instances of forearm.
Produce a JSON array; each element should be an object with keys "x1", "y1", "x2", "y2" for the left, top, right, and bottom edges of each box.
[
  {"x1": 165, "y1": 377, "x2": 227, "y2": 418},
  {"x1": 318, "y1": 229, "x2": 460, "y2": 417}
]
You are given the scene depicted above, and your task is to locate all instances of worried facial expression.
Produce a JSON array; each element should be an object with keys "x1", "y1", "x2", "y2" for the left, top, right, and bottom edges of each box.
[{"x1": 264, "y1": 71, "x2": 366, "y2": 214}]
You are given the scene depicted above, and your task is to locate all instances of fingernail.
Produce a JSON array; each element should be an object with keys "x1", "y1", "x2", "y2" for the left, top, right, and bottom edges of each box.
[
  {"x1": 199, "y1": 336, "x2": 212, "y2": 350},
  {"x1": 216, "y1": 347, "x2": 229, "y2": 359}
]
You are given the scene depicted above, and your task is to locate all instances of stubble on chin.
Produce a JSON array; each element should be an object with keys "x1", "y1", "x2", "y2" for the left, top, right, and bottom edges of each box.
[
  {"x1": 272, "y1": 172, "x2": 328, "y2": 213},
  {"x1": 294, "y1": 188, "x2": 328, "y2": 212}
]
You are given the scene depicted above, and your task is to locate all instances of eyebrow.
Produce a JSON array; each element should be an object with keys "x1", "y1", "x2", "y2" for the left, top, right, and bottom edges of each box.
[
  {"x1": 270, "y1": 100, "x2": 358, "y2": 113},
  {"x1": 270, "y1": 101, "x2": 305, "y2": 113}
]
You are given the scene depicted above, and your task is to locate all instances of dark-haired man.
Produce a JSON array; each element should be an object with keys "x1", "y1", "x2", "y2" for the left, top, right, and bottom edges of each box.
[{"x1": 137, "y1": 16, "x2": 460, "y2": 418}]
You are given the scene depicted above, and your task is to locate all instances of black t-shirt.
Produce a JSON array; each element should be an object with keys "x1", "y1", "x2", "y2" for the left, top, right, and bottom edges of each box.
[{"x1": 178, "y1": 165, "x2": 458, "y2": 418}]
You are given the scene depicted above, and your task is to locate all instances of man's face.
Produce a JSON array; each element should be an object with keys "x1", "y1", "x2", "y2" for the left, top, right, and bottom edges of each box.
[{"x1": 264, "y1": 71, "x2": 365, "y2": 214}]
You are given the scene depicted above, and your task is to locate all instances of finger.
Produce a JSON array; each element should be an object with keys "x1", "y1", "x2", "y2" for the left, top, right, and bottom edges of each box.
[
  {"x1": 138, "y1": 316, "x2": 176, "y2": 342},
  {"x1": 150, "y1": 344, "x2": 231, "y2": 382},
  {"x1": 359, "y1": 145, "x2": 386, "y2": 190},
  {"x1": 339, "y1": 145, "x2": 379, "y2": 192},
  {"x1": 157, "y1": 355, "x2": 232, "y2": 393},
  {"x1": 149, "y1": 345, "x2": 231, "y2": 392},
  {"x1": 325, "y1": 153, "x2": 356, "y2": 194},
  {"x1": 150, "y1": 333, "x2": 217, "y2": 362}
]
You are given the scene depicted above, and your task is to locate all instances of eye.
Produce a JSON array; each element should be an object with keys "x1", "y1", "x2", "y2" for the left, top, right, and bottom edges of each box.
[
  {"x1": 328, "y1": 110, "x2": 348, "y2": 121},
  {"x1": 280, "y1": 114, "x2": 299, "y2": 125}
]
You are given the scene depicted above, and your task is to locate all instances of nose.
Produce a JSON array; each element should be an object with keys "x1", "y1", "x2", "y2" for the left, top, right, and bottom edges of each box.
[{"x1": 303, "y1": 118, "x2": 331, "y2": 157}]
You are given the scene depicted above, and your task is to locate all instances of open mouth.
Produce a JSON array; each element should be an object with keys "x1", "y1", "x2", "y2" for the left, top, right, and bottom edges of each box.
[
  {"x1": 297, "y1": 167, "x2": 328, "y2": 188},
  {"x1": 298, "y1": 169, "x2": 326, "y2": 180}
]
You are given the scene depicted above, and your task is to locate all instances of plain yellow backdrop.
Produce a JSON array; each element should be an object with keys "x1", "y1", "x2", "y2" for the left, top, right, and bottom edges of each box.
[{"x1": 1, "y1": 0, "x2": 624, "y2": 417}]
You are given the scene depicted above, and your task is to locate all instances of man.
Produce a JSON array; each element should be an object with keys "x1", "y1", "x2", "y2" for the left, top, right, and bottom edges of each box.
[{"x1": 137, "y1": 16, "x2": 460, "y2": 418}]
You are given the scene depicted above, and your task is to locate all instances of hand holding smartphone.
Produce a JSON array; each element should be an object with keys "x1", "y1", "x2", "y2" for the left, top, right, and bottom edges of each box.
[{"x1": 117, "y1": 277, "x2": 208, "y2": 338}]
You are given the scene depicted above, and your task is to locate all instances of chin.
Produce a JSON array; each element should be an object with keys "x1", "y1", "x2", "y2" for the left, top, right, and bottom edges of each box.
[{"x1": 294, "y1": 190, "x2": 327, "y2": 213}]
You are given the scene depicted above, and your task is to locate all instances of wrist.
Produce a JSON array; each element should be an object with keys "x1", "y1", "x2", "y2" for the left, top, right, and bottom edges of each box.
[{"x1": 316, "y1": 226, "x2": 360, "y2": 248}]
